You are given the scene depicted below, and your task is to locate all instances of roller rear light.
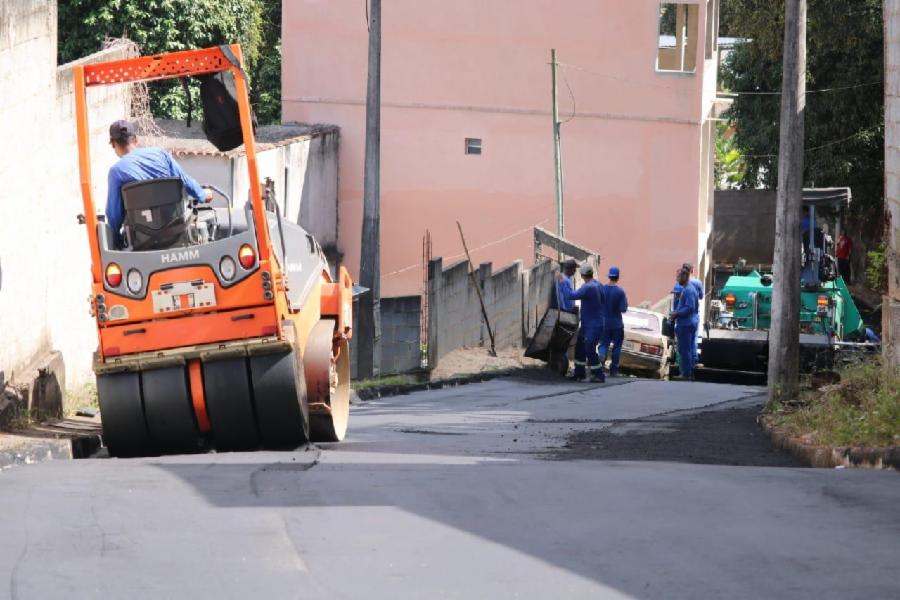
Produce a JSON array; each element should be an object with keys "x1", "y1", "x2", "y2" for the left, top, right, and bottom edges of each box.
[
  {"x1": 238, "y1": 244, "x2": 256, "y2": 269},
  {"x1": 724, "y1": 293, "x2": 736, "y2": 309},
  {"x1": 105, "y1": 263, "x2": 122, "y2": 287}
]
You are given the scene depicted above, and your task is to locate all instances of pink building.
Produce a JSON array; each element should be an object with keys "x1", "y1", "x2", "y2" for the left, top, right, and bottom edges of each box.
[{"x1": 283, "y1": 1, "x2": 721, "y2": 304}]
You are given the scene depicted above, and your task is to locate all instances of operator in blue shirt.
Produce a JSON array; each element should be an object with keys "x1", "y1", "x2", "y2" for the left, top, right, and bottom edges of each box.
[
  {"x1": 556, "y1": 258, "x2": 578, "y2": 311},
  {"x1": 106, "y1": 120, "x2": 211, "y2": 247},
  {"x1": 682, "y1": 262, "x2": 704, "y2": 364},
  {"x1": 598, "y1": 266, "x2": 628, "y2": 377},
  {"x1": 669, "y1": 268, "x2": 700, "y2": 380},
  {"x1": 559, "y1": 263, "x2": 606, "y2": 382}
]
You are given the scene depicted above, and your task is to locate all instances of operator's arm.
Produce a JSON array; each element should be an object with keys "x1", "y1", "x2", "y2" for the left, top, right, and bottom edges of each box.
[
  {"x1": 106, "y1": 169, "x2": 125, "y2": 245},
  {"x1": 166, "y1": 152, "x2": 208, "y2": 202},
  {"x1": 571, "y1": 284, "x2": 590, "y2": 301},
  {"x1": 619, "y1": 290, "x2": 628, "y2": 314}
]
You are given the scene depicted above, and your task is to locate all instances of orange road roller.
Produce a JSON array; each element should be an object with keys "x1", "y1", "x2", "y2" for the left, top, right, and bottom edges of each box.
[{"x1": 74, "y1": 46, "x2": 353, "y2": 456}]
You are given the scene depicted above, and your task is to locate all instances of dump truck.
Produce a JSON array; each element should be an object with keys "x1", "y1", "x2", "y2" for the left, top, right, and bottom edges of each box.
[
  {"x1": 74, "y1": 46, "x2": 353, "y2": 456},
  {"x1": 700, "y1": 188, "x2": 867, "y2": 376}
]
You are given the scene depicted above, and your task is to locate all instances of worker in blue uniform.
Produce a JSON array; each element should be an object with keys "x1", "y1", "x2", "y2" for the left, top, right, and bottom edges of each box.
[
  {"x1": 682, "y1": 262, "x2": 703, "y2": 365},
  {"x1": 559, "y1": 263, "x2": 606, "y2": 382},
  {"x1": 556, "y1": 258, "x2": 578, "y2": 311},
  {"x1": 106, "y1": 119, "x2": 211, "y2": 247},
  {"x1": 598, "y1": 266, "x2": 628, "y2": 377},
  {"x1": 669, "y1": 268, "x2": 699, "y2": 380}
]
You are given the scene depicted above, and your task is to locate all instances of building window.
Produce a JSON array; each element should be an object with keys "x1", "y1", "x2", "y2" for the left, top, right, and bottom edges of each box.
[
  {"x1": 465, "y1": 138, "x2": 482, "y2": 155},
  {"x1": 657, "y1": 2, "x2": 698, "y2": 73}
]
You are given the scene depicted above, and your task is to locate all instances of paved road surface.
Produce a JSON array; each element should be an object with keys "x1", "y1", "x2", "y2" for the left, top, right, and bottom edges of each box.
[{"x1": 0, "y1": 376, "x2": 897, "y2": 599}]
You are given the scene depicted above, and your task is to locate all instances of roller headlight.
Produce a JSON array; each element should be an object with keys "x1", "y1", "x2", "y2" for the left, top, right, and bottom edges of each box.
[
  {"x1": 220, "y1": 255, "x2": 237, "y2": 281},
  {"x1": 126, "y1": 269, "x2": 143, "y2": 294}
]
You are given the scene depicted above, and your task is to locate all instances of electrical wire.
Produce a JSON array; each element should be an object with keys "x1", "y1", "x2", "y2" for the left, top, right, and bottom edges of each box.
[
  {"x1": 383, "y1": 217, "x2": 553, "y2": 279},
  {"x1": 559, "y1": 60, "x2": 880, "y2": 97},
  {"x1": 560, "y1": 70, "x2": 576, "y2": 124},
  {"x1": 725, "y1": 81, "x2": 881, "y2": 96},
  {"x1": 740, "y1": 128, "x2": 878, "y2": 159}
]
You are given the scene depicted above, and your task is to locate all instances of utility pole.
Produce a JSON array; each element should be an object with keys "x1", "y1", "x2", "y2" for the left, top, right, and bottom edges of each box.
[
  {"x1": 358, "y1": 0, "x2": 381, "y2": 378},
  {"x1": 768, "y1": 0, "x2": 806, "y2": 404},
  {"x1": 550, "y1": 49, "x2": 564, "y2": 245},
  {"x1": 885, "y1": 1, "x2": 900, "y2": 368}
]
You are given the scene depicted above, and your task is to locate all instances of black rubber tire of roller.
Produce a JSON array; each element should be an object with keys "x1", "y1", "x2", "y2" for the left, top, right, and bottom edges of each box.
[
  {"x1": 203, "y1": 358, "x2": 260, "y2": 451},
  {"x1": 142, "y1": 367, "x2": 201, "y2": 454},
  {"x1": 97, "y1": 372, "x2": 152, "y2": 458},
  {"x1": 250, "y1": 351, "x2": 309, "y2": 448}
]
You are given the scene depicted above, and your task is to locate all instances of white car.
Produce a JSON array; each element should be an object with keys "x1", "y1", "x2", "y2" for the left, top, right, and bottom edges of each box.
[{"x1": 618, "y1": 308, "x2": 675, "y2": 379}]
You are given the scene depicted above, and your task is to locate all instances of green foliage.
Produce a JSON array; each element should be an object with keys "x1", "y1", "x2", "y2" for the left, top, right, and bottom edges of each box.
[
  {"x1": 58, "y1": 0, "x2": 282, "y2": 124},
  {"x1": 715, "y1": 122, "x2": 745, "y2": 190},
  {"x1": 720, "y1": 0, "x2": 884, "y2": 247},
  {"x1": 772, "y1": 357, "x2": 900, "y2": 448},
  {"x1": 866, "y1": 243, "x2": 887, "y2": 292}
]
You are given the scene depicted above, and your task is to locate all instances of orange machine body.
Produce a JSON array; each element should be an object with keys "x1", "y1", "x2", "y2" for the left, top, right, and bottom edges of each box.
[{"x1": 75, "y1": 46, "x2": 352, "y2": 368}]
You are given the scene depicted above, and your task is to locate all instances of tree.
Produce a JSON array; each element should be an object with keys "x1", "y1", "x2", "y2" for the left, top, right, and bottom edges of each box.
[
  {"x1": 720, "y1": 0, "x2": 884, "y2": 273},
  {"x1": 715, "y1": 122, "x2": 746, "y2": 190},
  {"x1": 58, "y1": 0, "x2": 282, "y2": 124}
]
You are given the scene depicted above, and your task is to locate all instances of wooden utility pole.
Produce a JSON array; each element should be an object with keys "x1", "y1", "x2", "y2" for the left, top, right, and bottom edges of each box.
[
  {"x1": 550, "y1": 49, "x2": 564, "y2": 244},
  {"x1": 358, "y1": 0, "x2": 381, "y2": 378},
  {"x1": 885, "y1": 1, "x2": 900, "y2": 368},
  {"x1": 768, "y1": 0, "x2": 807, "y2": 403}
]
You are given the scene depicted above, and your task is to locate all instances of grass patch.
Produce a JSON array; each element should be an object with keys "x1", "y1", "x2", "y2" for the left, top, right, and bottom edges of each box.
[
  {"x1": 351, "y1": 375, "x2": 418, "y2": 391},
  {"x1": 769, "y1": 357, "x2": 900, "y2": 448},
  {"x1": 65, "y1": 383, "x2": 98, "y2": 417}
]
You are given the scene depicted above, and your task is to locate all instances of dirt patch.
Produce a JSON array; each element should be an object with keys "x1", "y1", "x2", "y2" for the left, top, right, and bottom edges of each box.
[
  {"x1": 552, "y1": 398, "x2": 806, "y2": 467},
  {"x1": 430, "y1": 347, "x2": 544, "y2": 380}
]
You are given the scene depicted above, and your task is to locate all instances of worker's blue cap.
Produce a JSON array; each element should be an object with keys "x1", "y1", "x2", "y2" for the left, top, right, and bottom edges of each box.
[
  {"x1": 672, "y1": 283, "x2": 684, "y2": 293},
  {"x1": 608, "y1": 266, "x2": 620, "y2": 279}
]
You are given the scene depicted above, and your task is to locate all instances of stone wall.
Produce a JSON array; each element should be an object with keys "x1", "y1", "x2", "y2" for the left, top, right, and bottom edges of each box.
[{"x1": 0, "y1": 0, "x2": 134, "y2": 389}]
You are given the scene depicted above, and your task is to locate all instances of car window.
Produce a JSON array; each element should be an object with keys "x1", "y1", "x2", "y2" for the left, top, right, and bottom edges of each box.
[{"x1": 623, "y1": 311, "x2": 660, "y2": 334}]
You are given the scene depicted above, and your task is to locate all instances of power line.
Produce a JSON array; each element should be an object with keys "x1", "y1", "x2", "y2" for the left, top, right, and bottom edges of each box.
[
  {"x1": 383, "y1": 216, "x2": 553, "y2": 279},
  {"x1": 558, "y1": 60, "x2": 880, "y2": 97},
  {"x1": 740, "y1": 127, "x2": 878, "y2": 159},
  {"x1": 560, "y1": 70, "x2": 576, "y2": 124},
  {"x1": 725, "y1": 81, "x2": 881, "y2": 96}
]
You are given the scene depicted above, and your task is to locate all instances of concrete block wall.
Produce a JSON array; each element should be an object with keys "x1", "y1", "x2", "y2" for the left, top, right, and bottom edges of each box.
[
  {"x1": 53, "y1": 45, "x2": 135, "y2": 387},
  {"x1": 379, "y1": 296, "x2": 422, "y2": 375},
  {"x1": 0, "y1": 0, "x2": 57, "y2": 385},
  {"x1": 522, "y1": 259, "x2": 556, "y2": 342},
  {"x1": 426, "y1": 256, "x2": 557, "y2": 370},
  {"x1": 0, "y1": 0, "x2": 134, "y2": 389},
  {"x1": 480, "y1": 261, "x2": 525, "y2": 350}
]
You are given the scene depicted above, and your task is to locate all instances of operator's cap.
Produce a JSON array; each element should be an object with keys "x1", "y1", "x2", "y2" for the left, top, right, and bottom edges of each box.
[
  {"x1": 608, "y1": 266, "x2": 620, "y2": 278},
  {"x1": 561, "y1": 258, "x2": 578, "y2": 270},
  {"x1": 682, "y1": 262, "x2": 694, "y2": 272},
  {"x1": 579, "y1": 262, "x2": 593, "y2": 276},
  {"x1": 109, "y1": 119, "x2": 136, "y2": 142}
]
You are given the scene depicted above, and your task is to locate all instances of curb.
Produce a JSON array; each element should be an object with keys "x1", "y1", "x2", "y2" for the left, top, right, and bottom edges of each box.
[
  {"x1": 354, "y1": 367, "x2": 528, "y2": 401},
  {"x1": 0, "y1": 433, "x2": 102, "y2": 471},
  {"x1": 760, "y1": 416, "x2": 900, "y2": 470}
]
